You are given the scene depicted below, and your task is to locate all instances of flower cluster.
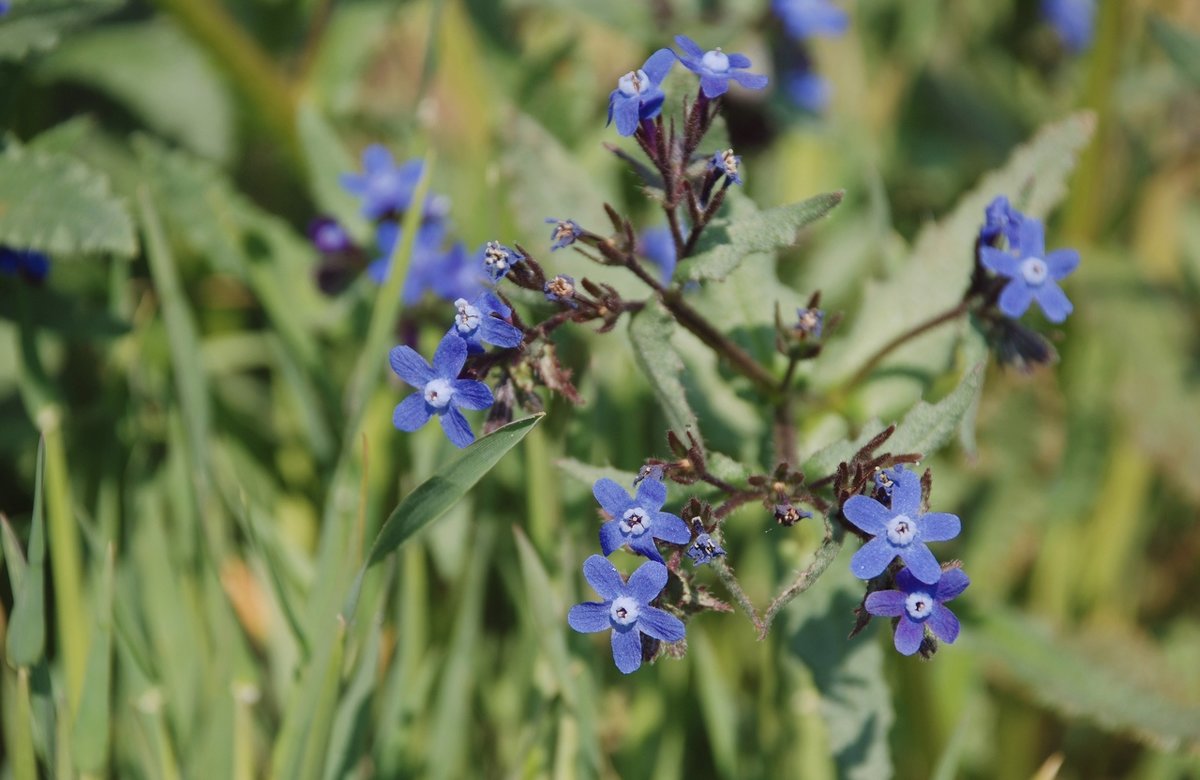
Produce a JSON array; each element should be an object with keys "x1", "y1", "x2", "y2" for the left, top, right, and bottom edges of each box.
[
  {"x1": 977, "y1": 197, "x2": 1080, "y2": 324},
  {"x1": 311, "y1": 145, "x2": 481, "y2": 303},
  {"x1": 772, "y1": 0, "x2": 848, "y2": 113},
  {"x1": 845, "y1": 465, "x2": 969, "y2": 656}
]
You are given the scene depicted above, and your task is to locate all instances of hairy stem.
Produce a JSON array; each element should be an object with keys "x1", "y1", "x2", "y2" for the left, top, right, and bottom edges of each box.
[
  {"x1": 714, "y1": 560, "x2": 762, "y2": 633},
  {"x1": 840, "y1": 301, "x2": 971, "y2": 392},
  {"x1": 662, "y1": 291, "x2": 779, "y2": 396},
  {"x1": 759, "y1": 519, "x2": 845, "y2": 639}
]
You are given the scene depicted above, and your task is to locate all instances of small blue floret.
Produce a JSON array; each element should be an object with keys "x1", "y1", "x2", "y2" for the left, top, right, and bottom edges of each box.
[
  {"x1": 674, "y1": 36, "x2": 769, "y2": 99},
  {"x1": 607, "y1": 49, "x2": 677, "y2": 137},
  {"x1": 594, "y1": 475, "x2": 691, "y2": 564},
  {"x1": 865, "y1": 566, "x2": 969, "y2": 655},
  {"x1": 389, "y1": 331, "x2": 494, "y2": 448}
]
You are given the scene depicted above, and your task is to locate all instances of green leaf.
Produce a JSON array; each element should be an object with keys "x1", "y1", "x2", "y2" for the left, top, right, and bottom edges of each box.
[
  {"x1": 38, "y1": 19, "x2": 234, "y2": 162},
  {"x1": 685, "y1": 191, "x2": 844, "y2": 283},
  {"x1": 817, "y1": 113, "x2": 1095, "y2": 399},
  {"x1": 784, "y1": 562, "x2": 894, "y2": 780},
  {"x1": 972, "y1": 607, "x2": 1200, "y2": 751},
  {"x1": 71, "y1": 544, "x2": 115, "y2": 772},
  {"x1": 691, "y1": 631, "x2": 740, "y2": 778},
  {"x1": 0, "y1": 0, "x2": 121, "y2": 62},
  {"x1": 340, "y1": 414, "x2": 543, "y2": 620},
  {"x1": 0, "y1": 284, "x2": 129, "y2": 339},
  {"x1": 0, "y1": 145, "x2": 136, "y2": 257},
  {"x1": 1149, "y1": 15, "x2": 1200, "y2": 88},
  {"x1": 628, "y1": 302, "x2": 700, "y2": 440},
  {"x1": 296, "y1": 100, "x2": 368, "y2": 240},
  {"x1": 804, "y1": 363, "x2": 985, "y2": 476},
  {"x1": 6, "y1": 438, "x2": 46, "y2": 666}
]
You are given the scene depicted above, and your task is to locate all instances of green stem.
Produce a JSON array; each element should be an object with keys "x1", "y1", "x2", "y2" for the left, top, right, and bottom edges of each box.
[
  {"x1": 148, "y1": 0, "x2": 299, "y2": 166},
  {"x1": 759, "y1": 519, "x2": 844, "y2": 639},
  {"x1": 838, "y1": 301, "x2": 970, "y2": 394},
  {"x1": 662, "y1": 290, "x2": 780, "y2": 397}
]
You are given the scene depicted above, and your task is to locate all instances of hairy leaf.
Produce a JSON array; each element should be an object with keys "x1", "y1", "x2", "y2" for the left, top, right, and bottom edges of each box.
[
  {"x1": 0, "y1": 0, "x2": 121, "y2": 62},
  {"x1": 629, "y1": 302, "x2": 700, "y2": 440}
]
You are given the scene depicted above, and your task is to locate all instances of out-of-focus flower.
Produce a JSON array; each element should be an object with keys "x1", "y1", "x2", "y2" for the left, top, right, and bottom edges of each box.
[
  {"x1": 389, "y1": 331, "x2": 494, "y2": 448},
  {"x1": 772, "y1": 0, "x2": 849, "y2": 40},
  {"x1": 607, "y1": 49, "x2": 677, "y2": 137},
  {"x1": 865, "y1": 566, "x2": 969, "y2": 655},
  {"x1": 980, "y1": 218, "x2": 1079, "y2": 323},
  {"x1": 339, "y1": 146, "x2": 431, "y2": 220},
  {"x1": 546, "y1": 218, "x2": 582, "y2": 251},
  {"x1": 674, "y1": 35, "x2": 769, "y2": 98},
  {"x1": 638, "y1": 227, "x2": 677, "y2": 284},
  {"x1": 0, "y1": 247, "x2": 50, "y2": 283},
  {"x1": 785, "y1": 70, "x2": 831, "y2": 113},
  {"x1": 795, "y1": 307, "x2": 824, "y2": 339},
  {"x1": 449, "y1": 292, "x2": 523, "y2": 353},
  {"x1": 979, "y1": 196, "x2": 1024, "y2": 247},
  {"x1": 1042, "y1": 0, "x2": 1095, "y2": 52},
  {"x1": 308, "y1": 217, "x2": 354, "y2": 254}
]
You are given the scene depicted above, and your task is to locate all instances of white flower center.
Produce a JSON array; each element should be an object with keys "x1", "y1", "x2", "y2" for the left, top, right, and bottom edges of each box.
[
  {"x1": 885, "y1": 514, "x2": 916, "y2": 546},
  {"x1": 423, "y1": 377, "x2": 455, "y2": 409},
  {"x1": 454, "y1": 298, "x2": 481, "y2": 334},
  {"x1": 702, "y1": 49, "x2": 730, "y2": 73},
  {"x1": 484, "y1": 241, "x2": 510, "y2": 274},
  {"x1": 547, "y1": 276, "x2": 574, "y2": 298},
  {"x1": 721, "y1": 149, "x2": 738, "y2": 175},
  {"x1": 904, "y1": 591, "x2": 934, "y2": 621},
  {"x1": 620, "y1": 507, "x2": 650, "y2": 536},
  {"x1": 1020, "y1": 257, "x2": 1048, "y2": 286},
  {"x1": 618, "y1": 69, "x2": 649, "y2": 96},
  {"x1": 610, "y1": 595, "x2": 641, "y2": 627}
]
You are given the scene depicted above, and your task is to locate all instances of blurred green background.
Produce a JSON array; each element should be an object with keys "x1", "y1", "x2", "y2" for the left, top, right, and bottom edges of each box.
[{"x1": 1, "y1": 0, "x2": 1199, "y2": 778}]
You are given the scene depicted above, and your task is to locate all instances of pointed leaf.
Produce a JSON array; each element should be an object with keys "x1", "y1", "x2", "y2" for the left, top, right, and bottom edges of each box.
[
  {"x1": 7, "y1": 439, "x2": 46, "y2": 666},
  {"x1": 628, "y1": 302, "x2": 699, "y2": 440}
]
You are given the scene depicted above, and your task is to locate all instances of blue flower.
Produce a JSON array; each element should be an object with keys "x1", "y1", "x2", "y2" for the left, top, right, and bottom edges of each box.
[
  {"x1": 873, "y1": 464, "x2": 912, "y2": 501},
  {"x1": 450, "y1": 292, "x2": 523, "y2": 353},
  {"x1": 865, "y1": 566, "x2": 969, "y2": 656},
  {"x1": 0, "y1": 247, "x2": 50, "y2": 283},
  {"x1": 638, "y1": 227, "x2": 677, "y2": 284},
  {"x1": 593, "y1": 476, "x2": 691, "y2": 563},
  {"x1": 785, "y1": 71, "x2": 831, "y2": 113},
  {"x1": 772, "y1": 0, "x2": 849, "y2": 40},
  {"x1": 339, "y1": 145, "x2": 432, "y2": 220},
  {"x1": 979, "y1": 195, "x2": 1024, "y2": 246},
  {"x1": 0, "y1": 2, "x2": 11, "y2": 17},
  {"x1": 774, "y1": 503, "x2": 812, "y2": 527},
  {"x1": 543, "y1": 274, "x2": 577, "y2": 307},
  {"x1": 389, "y1": 332, "x2": 494, "y2": 448},
  {"x1": 481, "y1": 241, "x2": 523, "y2": 282},
  {"x1": 546, "y1": 218, "x2": 582, "y2": 251},
  {"x1": 308, "y1": 217, "x2": 354, "y2": 254},
  {"x1": 843, "y1": 472, "x2": 961, "y2": 584},
  {"x1": 674, "y1": 36, "x2": 769, "y2": 98},
  {"x1": 709, "y1": 149, "x2": 743, "y2": 186},
  {"x1": 568, "y1": 555, "x2": 685, "y2": 674},
  {"x1": 980, "y1": 218, "x2": 1079, "y2": 323},
  {"x1": 1042, "y1": 0, "x2": 1095, "y2": 52},
  {"x1": 607, "y1": 49, "x2": 676, "y2": 137},
  {"x1": 795, "y1": 307, "x2": 824, "y2": 339},
  {"x1": 686, "y1": 530, "x2": 726, "y2": 566}
]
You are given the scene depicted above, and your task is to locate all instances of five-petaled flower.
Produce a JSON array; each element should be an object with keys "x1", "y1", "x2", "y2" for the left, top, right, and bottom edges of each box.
[
  {"x1": 568, "y1": 555, "x2": 686, "y2": 674},
  {"x1": 607, "y1": 49, "x2": 677, "y2": 137},
  {"x1": 308, "y1": 217, "x2": 354, "y2": 254},
  {"x1": 979, "y1": 195, "x2": 1024, "y2": 247},
  {"x1": 980, "y1": 218, "x2": 1079, "y2": 323},
  {"x1": 543, "y1": 274, "x2": 577, "y2": 307},
  {"x1": 709, "y1": 149, "x2": 743, "y2": 186},
  {"x1": 772, "y1": 0, "x2": 849, "y2": 40},
  {"x1": 546, "y1": 218, "x2": 582, "y2": 250},
  {"x1": 340, "y1": 146, "x2": 441, "y2": 221},
  {"x1": 843, "y1": 468, "x2": 961, "y2": 584},
  {"x1": 450, "y1": 292, "x2": 523, "y2": 353},
  {"x1": 865, "y1": 566, "x2": 969, "y2": 655},
  {"x1": 594, "y1": 476, "x2": 691, "y2": 563},
  {"x1": 482, "y1": 240, "x2": 522, "y2": 282},
  {"x1": 389, "y1": 332, "x2": 494, "y2": 448},
  {"x1": 686, "y1": 524, "x2": 726, "y2": 566},
  {"x1": 674, "y1": 36, "x2": 769, "y2": 99}
]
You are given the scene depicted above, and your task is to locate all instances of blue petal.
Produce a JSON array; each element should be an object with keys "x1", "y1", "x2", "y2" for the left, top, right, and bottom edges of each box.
[
  {"x1": 392, "y1": 392, "x2": 432, "y2": 432},
  {"x1": 893, "y1": 616, "x2": 924, "y2": 655},
  {"x1": 1033, "y1": 282, "x2": 1073, "y2": 323},
  {"x1": 593, "y1": 478, "x2": 634, "y2": 518},
  {"x1": 980, "y1": 246, "x2": 1020, "y2": 277},
  {"x1": 431, "y1": 331, "x2": 467, "y2": 378},
  {"x1": 480, "y1": 317, "x2": 523, "y2": 348},
  {"x1": 730, "y1": 70, "x2": 768, "y2": 90},
  {"x1": 864, "y1": 589, "x2": 906, "y2": 617},
  {"x1": 726, "y1": 52, "x2": 752, "y2": 68},
  {"x1": 850, "y1": 536, "x2": 897, "y2": 580},
  {"x1": 362, "y1": 144, "x2": 394, "y2": 173},
  {"x1": 890, "y1": 471, "x2": 921, "y2": 516},
  {"x1": 900, "y1": 543, "x2": 942, "y2": 585},
  {"x1": 625, "y1": 560, "x2": 668, "y2": 604},
  {"x1": 439, "y1": 407, "x2": 475, "y2": 448},
  {"x1": 368, "y1": 258, "x2": 390, "y2": 284},
  {"x1": 638, "y1": 606, "x2": 685, "y2": 642},
  {"x1": 843, "y1": 495, "x2": 891, "y2": 535},
  {"x1": 582, "y1": 554, "x2": 623, "y2": 598},
  {"x1": 928, "y1": 605, "x2": 960, "y2": 644},
  {"x1": 998, "y1": 279, "x2": 1036, "y2": 318},
  {"x1": 599, "y1": 520, "x2": 625, "y2": 556},
  {"x1": 479, "y1": 291, "x2": 511, "y2": 317},
  {"x1": 643, "y1": 48, "x2": 677, "y2": 85},
  {"x1": 451, "y1": 379, "x2": 493, "y2": 411},
  {"x1": 628, "y1": 533, "x2": 665, "y2": 563},
  {"x1": 388, "y1": 346, "x2": 434, "y2": 387},
  {"x1": 611, "y1": 628, "x2": 642, "y2": 674},
  {"x1": 673, "y1": 35, "x2": 704, "y2": 59},
  {"x1": 567, "y1": 602, "x2": 610, "y2": 633},
  {"x1": 651, "y1": 513, "x2": 691, "y2": 545},
  {"x1": 635, "y1": 477, "x2": 667, "y2": 511},
  {"x1": 894, "y1": 567, "x2": 923, "y2": 594},
  {"x1": 700, "y1": 74, "x2": 729, "y2": 98},
  {"x1": 935, "y1": 568, "x2": 970, "y2": 601},
  {"x1": 376, "y1": 221, "x2": 401, "y2": 253},
  {"x1": 339, "y1": 173, "x2": 366, "y2": 196},
  {"x1": 1015, "y1": 217, "x2": 1046, "y2": 257},
  {"x1": 1046, "y1": 249, "x2": 1080, "y2": 281},
  {"x1": 920, "y1": 512, "x2": 961, "y2": 543},
  {"x1": 638, "y1": 91, "x2": 666, "y2": 121},
  {"x1": 613, "y1": 95, "x2": 640, "y2": 136}
]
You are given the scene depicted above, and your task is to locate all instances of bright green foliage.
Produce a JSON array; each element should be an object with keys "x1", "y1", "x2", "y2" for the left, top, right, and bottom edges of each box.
[
  {"x1": 6, "y1": 441, "x2": 45, "y2": 667},
  {"x1": 0, "y1": 0, "x2": 122, "y2": 61},
  {"x1": 0, "y1": 145, "x2": 136, "y2": 256},
  {"x1": 1149, "y1": 15, "x2": 1200, "y2": 87},
  {"x1": 629, "y1": 302, "x2": 700, "y2": 440}
]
